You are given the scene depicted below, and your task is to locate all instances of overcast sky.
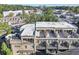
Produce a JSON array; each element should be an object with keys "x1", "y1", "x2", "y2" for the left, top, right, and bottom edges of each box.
[{"x1": 0, "y1": 0, "x2": 79, "y2": 5}]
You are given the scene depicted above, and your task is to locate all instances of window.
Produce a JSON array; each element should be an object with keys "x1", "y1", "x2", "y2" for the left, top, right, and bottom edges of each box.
[
  {"x1": 60, "y1": 41, "x2": 69, "y2": 47},
  {"x1": 28, "y1": 39, "x2": 34, "y2": 43},
  {"x1": 39, "y1": 40, "x2": 46, "y2": 47},
  {"x1": 23, "y1": 39, "x2": 27, "y2": 41},
  {"x1": 15, "y1": 45, "x2": 20, "y2": 48},
  {"x1": 23, "y1": 39, "x2": 33, "y2": 43},
  {"x1": 72, "y1": 41, "x2": 79, "y2": 47},
  {"x1": 25, "y1": 46, "x2": 27, "y2": 48}
]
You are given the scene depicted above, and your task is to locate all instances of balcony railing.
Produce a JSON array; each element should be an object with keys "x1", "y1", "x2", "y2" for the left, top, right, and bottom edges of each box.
[
  {"x1": 58, "y1": 41, "x2": 69, "y2": 49},
  {"x1": 36, "y1": 41, "x2": 46, "y2": 49}
]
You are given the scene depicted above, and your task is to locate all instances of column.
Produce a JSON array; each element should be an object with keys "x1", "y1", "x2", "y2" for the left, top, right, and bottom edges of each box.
[
  {"x1": 21, "y1": 37, "x2": 23, "y2": 44},
  {"x1": 69, "y1": 40, "x2": 72, "y2": 49},
  {"x1": 57, "y1": 40, "x2": 60, "y2": 54},
  {"x1": 34, "y1": 31, "x2": 37, "y2": 53},
  {"x1": 54, "y1": 29, "x2": 60, "y2": 54},
  {"x1": 44, "y1": 30, "x2": 48, "y2": 54}
]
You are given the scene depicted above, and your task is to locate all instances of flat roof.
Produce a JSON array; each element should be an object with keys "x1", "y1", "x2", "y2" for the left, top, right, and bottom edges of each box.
[
  {"x1": 36, "y1": 22, "x2": 77, "y2": 29},
  {"x1": 20, "y1": 22, "x2": 78, "y2": 37}
]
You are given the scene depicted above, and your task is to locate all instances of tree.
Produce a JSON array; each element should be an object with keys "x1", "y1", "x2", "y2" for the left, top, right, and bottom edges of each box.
[
  {"x1": 29, "y1": 13, "x2": 37, "y2": 23},
  {"x1": 42, "y1": 8, "x2": 58, "y2": 22},
  {"x1": 0, "y1": 13, "x2": 3, "y2": 18},
  {"x1": 1, "y1": 42, "x2": 7, "y2": 52},
  {"x1": 6, "y1": 48, "x2": 12, "y2": 55},
  {"x1": 0, "y1": 22, "x2": 12, "y2": 35},
  {"x1": 6, "y1": 12, "x2": 14, "y2": 17},
  {"x1": 1, "y1": 42, "x2": 12, "y2": 55},
  {"x1": 22, "y1": 13, "x2": 30, "y2": 23},
  {"x1": 69, "y1": 7, "x2": 79, "y2": 14},
  {"x1": 23, "y1": 8, "x2": 58, "y2": 24}
]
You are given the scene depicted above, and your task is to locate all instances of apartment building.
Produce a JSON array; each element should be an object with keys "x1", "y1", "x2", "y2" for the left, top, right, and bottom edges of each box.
[
  {"x1": 3, "y1": 9, "x2": 42, "y2": 17},
  {"x1": 9, "y1": 22, "x2": 79, "y2": 55},
  {"x1": 0, "y1": 17, "x2": 25, "y2": 27}
]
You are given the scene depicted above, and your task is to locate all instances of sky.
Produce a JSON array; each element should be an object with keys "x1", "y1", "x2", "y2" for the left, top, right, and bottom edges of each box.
[{"x1": 0, "y1": 0, "x2": 79, "y2": 6}]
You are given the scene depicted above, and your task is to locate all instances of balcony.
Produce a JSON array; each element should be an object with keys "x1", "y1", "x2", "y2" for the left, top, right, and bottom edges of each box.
[
  {"x1": 47, "y1": 31, "x2": 57, "y2": 38},
  {"x1": 58, "y1": 31, "x2": 69, "y2": 38},
  {"x1": 36, "y1": 41, "x2": 46, "y2": 49},
  {"x1": 68, "y1": 32, "x2": 79, "y2": 38},
  {"x1": 57, "y1": 31, "x2": 79, "y2": 39},
  {"x1": 59, "y1": 41, "x2": 69, "y2": 49},
  {"x1": 36, "y1": 30, "x2": 57, "y2": 38},
  {"x1": 36, "y1": 30, "x2": 46, "y2": 38},
  {"x1": 70, "y1": 41, "x2": 79, "y2": 49},
  {"x1": 48, "y1": 41, "x2": 58, "y2": 49}
]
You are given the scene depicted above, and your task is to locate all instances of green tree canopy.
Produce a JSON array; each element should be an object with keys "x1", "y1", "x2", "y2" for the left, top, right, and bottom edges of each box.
[
  {"x1": 6, "y1": 48, "x2": 12, "y2": 55},
  {"x1": 23, "y1": 8, "x2": 58, "y2": 24},
  {"x1": 0, "y1": 22, "x2": 12, "y2": 35},
  {"x1": 1, "y1": 42, "x2": 7, "y2": 51},
  {"x1": 0, "y1": 13, "x2": 3, "y2": 18},
  {"x1": 42, "y1": 8, "x2": 58, "y2": 21},
  {"x1": 1, "y1": 42, "x2": 12, "y2": 55},
  {"x1": 6, "y1": 12, "x2": 14, "y2": 17}
]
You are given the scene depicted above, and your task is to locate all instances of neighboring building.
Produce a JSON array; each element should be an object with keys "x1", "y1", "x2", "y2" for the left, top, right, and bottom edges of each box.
[
  {"x1": 7, "y1": 17, "x2": 25, "y2": 27},
  {"x1": 3, "y1": 9, "x2": 42, "y2": 17},
  {"x1": 54, "y1": 10, "x2": 79, "y2": 24},
  {"x1": 8, "y1": 22, "x2": 79, "y2": 55},
  {"x1": 0, "y1": 17, "x2": 25, "y2": 27},
  {"x1": 3, "y1": 10, "x2": 22, "y2": 17},
  {"x1": 25, "y1": 9, "x2": 42, "y2": 14}
]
